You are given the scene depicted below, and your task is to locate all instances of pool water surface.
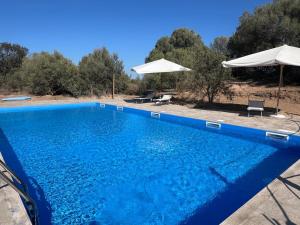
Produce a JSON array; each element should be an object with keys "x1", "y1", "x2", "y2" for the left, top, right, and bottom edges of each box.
[{"x1": 0, "y1": 103, "x2": 299, "y2": 225}]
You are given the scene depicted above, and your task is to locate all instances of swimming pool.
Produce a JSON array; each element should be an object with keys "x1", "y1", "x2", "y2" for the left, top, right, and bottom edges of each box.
[{"x1": 0, "y1": 102, "x2": 299, "y2": 225}]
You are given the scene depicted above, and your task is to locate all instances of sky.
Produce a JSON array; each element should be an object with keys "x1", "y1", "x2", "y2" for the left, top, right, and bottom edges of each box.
[{"x1": 1, "y1": 0, "x2": 271, "y2": 76}]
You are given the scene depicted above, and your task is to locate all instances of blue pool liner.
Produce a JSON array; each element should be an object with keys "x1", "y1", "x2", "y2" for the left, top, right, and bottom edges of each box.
[{"x1": 0, "y1": 101, "x2": 299, "y2": 225}]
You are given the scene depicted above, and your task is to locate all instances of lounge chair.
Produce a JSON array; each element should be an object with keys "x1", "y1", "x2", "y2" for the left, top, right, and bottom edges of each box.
[
  {"x1": 134, "y1": 92, "x2": 154, "y2": 103},
  {"x1": 247, "y1": 99, "x2": 264, "y2": 117},
  {"x1": 153, "y1": 95, "x2": 172, "y2": 104}
]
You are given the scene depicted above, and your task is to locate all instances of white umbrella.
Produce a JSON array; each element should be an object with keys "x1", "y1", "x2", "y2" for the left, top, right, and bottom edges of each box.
[
  {"x1": 132, "y1": 58, "x2": 191, "y2": 92},
  {"x1": 131, "y1": 58, "x2": 191, "y2": 74},
  {"x1": 222, "y1": 44, "x2": 300, "y2": 114}
]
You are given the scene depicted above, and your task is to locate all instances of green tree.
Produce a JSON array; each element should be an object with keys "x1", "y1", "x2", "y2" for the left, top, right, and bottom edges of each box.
[
  {"x1": 193, "y1": 49, "x2": 232, "y2": 103},
  {"x1": 9, "y1": 51, "x2": 82, "y2": 96},
  {"x1": 79, "y1": 47, "x2": 128, "y2": 96},
  {"x1": 144, "y1": 28, "x2": 206, "y2": 91},
  {"x1": 228, "y1": 0, "x2": 300, "y2": 57},
  {"x1": 0, "y1": 42, "x2": 28, "y2": 84},
  {"x1": 210, "y1": 36, "x2": 229, "y2": 56},
  {"x1": 227, "y1": 0, "x2": 300, "y2": 83},
  {"x1": 169, "y1": 28, "x2": 204, "y2": 48}
]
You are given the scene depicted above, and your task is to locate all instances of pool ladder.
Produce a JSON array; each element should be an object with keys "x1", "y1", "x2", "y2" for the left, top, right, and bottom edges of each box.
[{"x1": 0, "y1": 159, "x2": 38, "y2": 225}]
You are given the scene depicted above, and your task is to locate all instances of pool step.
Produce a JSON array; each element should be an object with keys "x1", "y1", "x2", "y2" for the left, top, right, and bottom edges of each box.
[
  {"x1": 266, "y1": 131, "x2": 289, "y2": 141},
  {"x1": 151, "y1": 112, "x2": 160, "y2": 119},
  {"x1": 206, "y1": 121, "x2": 222, "y2": 129}
]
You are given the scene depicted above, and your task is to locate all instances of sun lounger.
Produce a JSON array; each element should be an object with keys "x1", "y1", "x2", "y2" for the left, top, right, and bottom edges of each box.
[
  {"x1": 134, "y1": 93, "x2": 154, "y2": 103},
  {"x1": 153, "y1": 95, "x2": 172, "y2": 104},
  {"x1": 247, "y1": 100, "x2": 264, "y2": 117}
]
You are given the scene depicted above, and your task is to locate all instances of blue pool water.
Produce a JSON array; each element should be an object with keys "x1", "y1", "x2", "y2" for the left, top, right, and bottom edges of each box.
[{"x1": 0, "y1": 103, "x2": 299, "y2": 225}]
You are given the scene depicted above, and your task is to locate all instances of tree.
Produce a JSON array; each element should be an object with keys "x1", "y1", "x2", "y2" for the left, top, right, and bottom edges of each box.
[
  {"x1": 227, "y1": 0, "x2": 300, "y2": 83},
  {"x1": 210, "y1": 36, "x2": 229, "y2": 56},
  {"x1": 154, "y1": 36, "x2": 174, "y2": 54},
  {"x1": 193, "y1": 49, "x2": 232, "y2": 103},
  {"x1": 169, "y1": 28, "x2": 204, "y2": 48},
  {"x1": 0, "y1": 42, "x2": 28, "y2": 84},
  {"x1": 9, "y1": 51, "x2": 82, "y2": 96},
  {"x1": 145, "y1": 28, "x2": 206, "y2": 91},
  {"x1": 228, "y1": 0, "x2": 300, "y2": 57},
  {"x1": 79, "y1": 48, "x2": 128, "y2": 96}
]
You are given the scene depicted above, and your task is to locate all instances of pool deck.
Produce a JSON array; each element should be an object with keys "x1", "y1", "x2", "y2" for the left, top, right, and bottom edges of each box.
[
  {"x1": 221, "y1": 159, "x2": 300, "y2": 225},
  {"x1": 0, "y1": 154, "x2": 31, "y2": 225},
  {"x1": 0, "y1": 96, "x2": 299, "y2": 225}
]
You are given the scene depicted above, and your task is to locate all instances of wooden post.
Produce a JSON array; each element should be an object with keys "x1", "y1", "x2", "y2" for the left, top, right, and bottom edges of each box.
[
  {"x1": 276, "y1": 65, "x2": 284, "y2": 114},
  {"x1": 112, "y1": 73, "x2": 115, "y2": 99},
  {"x1": 160, "y1": 73, "x2": 162, "y2": 93}
]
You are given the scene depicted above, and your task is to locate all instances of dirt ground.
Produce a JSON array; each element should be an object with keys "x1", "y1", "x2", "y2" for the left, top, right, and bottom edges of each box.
[
  {"x1": 176, "y1": 83, "x2": 300, "y2": 116},
  {"x1": 0, "y1": 83, "x2": 299, "y2": 115}
]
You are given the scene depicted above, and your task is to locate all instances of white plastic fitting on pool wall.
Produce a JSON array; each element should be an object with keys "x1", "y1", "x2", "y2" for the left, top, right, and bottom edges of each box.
[
  {"x1": 151, "y1": 112, "x2": 160, "y2": 119},
  {"x1": 266, "y1": 131, "x2": 289, "y2": 141},
  {"x1": 100, "y1": 103, "x2": 106, "y2": 108},
  {"x1": 206, "y1": 121, "x2": 222, "y2": 129},
  {"x1": 116, "y1": 106, "x2": 123, "y2": 111}
]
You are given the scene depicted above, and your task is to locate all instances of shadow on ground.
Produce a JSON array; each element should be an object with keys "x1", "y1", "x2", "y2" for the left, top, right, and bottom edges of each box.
[{"x1": 194, "y1": 101, "x2": 277, "y2": 116}]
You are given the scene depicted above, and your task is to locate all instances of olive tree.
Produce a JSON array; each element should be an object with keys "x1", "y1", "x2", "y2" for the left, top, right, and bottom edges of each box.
[
  {"x1": 79, "y1": 48, "x2": 128, "y2": 96},
  {"x1": 193, "y1": 49, "x2": 232, "y2": 103},
  {"x1": 10, "y1": 51, "x2": 82, "y2": 96}
]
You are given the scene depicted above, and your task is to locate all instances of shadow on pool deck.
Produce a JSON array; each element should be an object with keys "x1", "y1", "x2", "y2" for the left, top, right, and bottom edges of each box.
[
  {"x1": 181, "y1": 146, "x2": 300, "y2": 225},
  {"x1": 0, "y1": 128, "x2": 53, "y2": 225}
]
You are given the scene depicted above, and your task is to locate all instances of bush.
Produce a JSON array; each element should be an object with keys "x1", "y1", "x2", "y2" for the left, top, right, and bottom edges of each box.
[{"x1": 10, "y1": 51, "x2": 82, "y2": 97}]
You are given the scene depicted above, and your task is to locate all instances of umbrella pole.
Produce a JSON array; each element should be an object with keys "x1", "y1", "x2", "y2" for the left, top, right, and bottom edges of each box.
[
  {"x1": 160, "y1": 73, "x2": 162, "y2": 96},
  {"x1": 276, "y1": 65, "x2": 284, "y2": 114},
  {"x1": 112, "y1": 73, "x2": 115, "y2": 99}
]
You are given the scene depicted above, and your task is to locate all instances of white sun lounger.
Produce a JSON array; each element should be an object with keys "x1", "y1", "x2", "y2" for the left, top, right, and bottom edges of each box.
[{"x1": 153, "y1": 95, "x2": 172, "y2": 104}]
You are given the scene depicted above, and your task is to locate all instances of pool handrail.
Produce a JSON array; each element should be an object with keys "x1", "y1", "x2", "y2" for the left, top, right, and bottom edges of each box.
[
  {"x1": 0, "y1": 159, "x2": 28, "y2": 193},
  {"x1": 0, "y1": 160, "x2": 38, "y2": 225}
]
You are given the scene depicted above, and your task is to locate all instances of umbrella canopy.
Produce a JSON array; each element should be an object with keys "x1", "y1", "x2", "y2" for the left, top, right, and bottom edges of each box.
[
  {"x1": 131, "y1": 58, "x2": 191, "y2": 74},
  {"x1": 222, "y1": 44, "x2": 300, "y2": 115},
  {"x1": 222, "y1": 45, "x2": 300, "y2": 68}
]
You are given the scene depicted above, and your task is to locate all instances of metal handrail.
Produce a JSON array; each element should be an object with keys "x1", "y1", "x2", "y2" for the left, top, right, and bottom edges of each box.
[
  {"x1": 0, "y1": 159, "x2": 28, "y2": 193},
  {"x1": 0, "y1": 163, "x2": 38, "y2": 225}
]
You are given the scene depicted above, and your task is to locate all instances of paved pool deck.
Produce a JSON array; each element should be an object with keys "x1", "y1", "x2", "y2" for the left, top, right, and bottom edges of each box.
[
  {"x1": 0, "y1": 96, "x2": 299, "y2": 225},
  {"x1": 0, "y1": 154, "x2": 31, "y2": 225},
  {"x1": 221, "y1": 159, "x2": 300, "y2": 225}
]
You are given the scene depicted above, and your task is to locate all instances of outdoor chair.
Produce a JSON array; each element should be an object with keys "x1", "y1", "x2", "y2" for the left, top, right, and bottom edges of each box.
[{"x1": 247, "y1": 99, "x2": 265, "y2": 117}]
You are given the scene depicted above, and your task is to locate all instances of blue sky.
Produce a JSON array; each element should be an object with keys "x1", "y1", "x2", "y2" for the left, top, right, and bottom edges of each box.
[{"x1": 1, "y1": 0, "x2": 271, "y2": 76}]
